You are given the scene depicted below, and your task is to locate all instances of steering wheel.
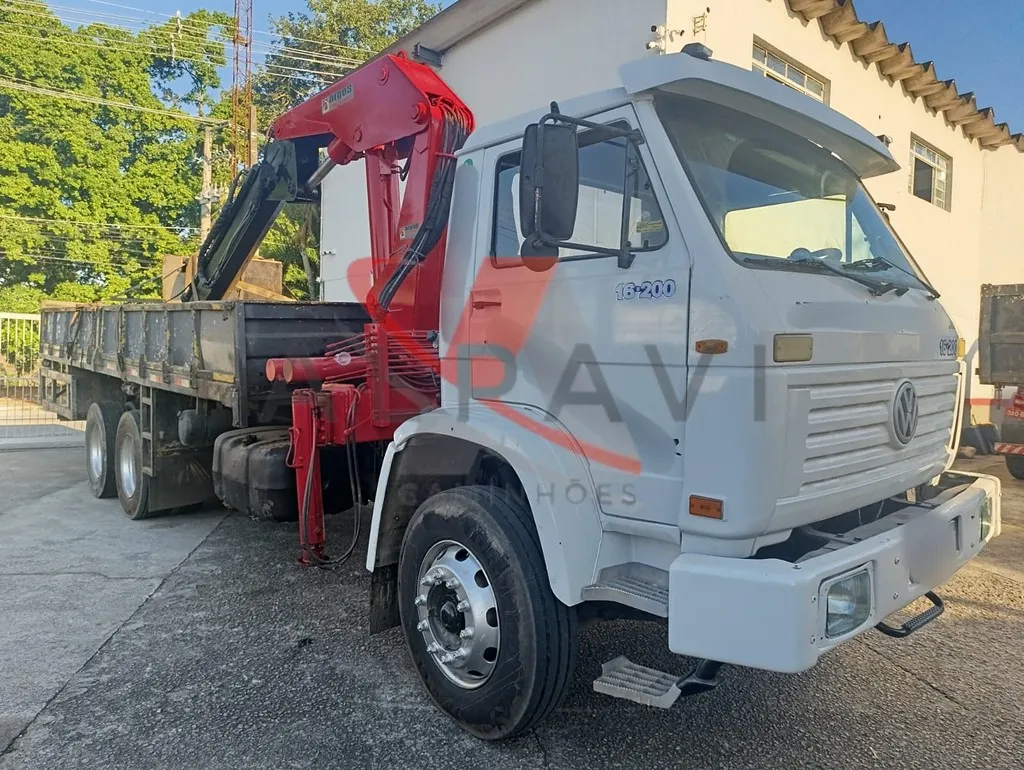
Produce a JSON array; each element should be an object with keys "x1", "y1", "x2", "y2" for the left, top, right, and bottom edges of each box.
[{"x1": 791, "y1": 247, "x2": 843, "y2": 263}]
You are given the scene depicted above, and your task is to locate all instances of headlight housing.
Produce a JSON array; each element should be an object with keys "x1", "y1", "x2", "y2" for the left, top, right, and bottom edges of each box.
[
  {"x1": 979, "y1": 494, "x2": 993, "y2": 542},
  {"x1": 822, "y1": 567, "x2": 873, "y2": 639}
]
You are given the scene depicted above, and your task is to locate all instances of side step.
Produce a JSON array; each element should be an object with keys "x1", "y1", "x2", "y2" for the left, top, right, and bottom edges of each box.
[
  {"x1": 581, "y1": 564, "x2": 669, "y2": 617},
  {"x1": 593, "y1": 657, "x2": 724, "y2": 708},
  {"x1": 593, "y1": 656, "x2": 683, "y2": 708}
]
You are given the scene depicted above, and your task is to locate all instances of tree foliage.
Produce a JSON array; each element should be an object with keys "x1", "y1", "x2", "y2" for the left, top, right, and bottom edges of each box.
[
  {"x1": 0, "y1": 1, "x2": 441, "y2": 309},
  {"x1": 253, "y1": 0, "x2": 440, "y2": 299},
  {"x1": 0, "y1": 4, "x2": 232, "y2": 308},
  {"x1": 254, "y1": 0, "x2": 439, "y2": 123}
]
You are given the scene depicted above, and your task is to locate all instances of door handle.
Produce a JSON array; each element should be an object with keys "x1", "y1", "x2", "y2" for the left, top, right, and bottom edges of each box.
[{"x1": 472, "y1": 299, "x2": 502, "y2": 309}]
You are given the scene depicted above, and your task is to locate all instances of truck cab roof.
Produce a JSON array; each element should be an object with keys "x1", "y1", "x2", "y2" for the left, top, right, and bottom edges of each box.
[{"x1": 461, "y1": 48, "x2": 900, "y2": 180}]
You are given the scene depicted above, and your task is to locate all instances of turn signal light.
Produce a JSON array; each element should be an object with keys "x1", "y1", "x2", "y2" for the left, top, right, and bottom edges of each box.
[
  {"x1": 957, "y1": 337, "x2": 966, "y2": 359},
  {"x1": 774, "y1": 334, "x2": 813, "y2": 362},
  {"x1": 689, "y1": 495, "x2": 723, "y2": 519},
  {"x1": 695, "y1": 339, "x2": 728, "y2": 354}
]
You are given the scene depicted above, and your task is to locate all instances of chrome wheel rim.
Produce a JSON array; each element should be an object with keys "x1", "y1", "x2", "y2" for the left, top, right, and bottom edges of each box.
[
  {"x1": 119, "y1": 432, "x2": 137, "y2": 498},
  {"x1": 87, "y1": 424, "x2": 104, "y2": 481},
  {"x1": 414, "y1": 539, "x2": 500, "y2": 690}
]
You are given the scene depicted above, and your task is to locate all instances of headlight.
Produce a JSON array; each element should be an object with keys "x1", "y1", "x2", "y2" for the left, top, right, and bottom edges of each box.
[
  {"x1": 979, "y1": 495, "x2": 993, "y2": 542},
  {"x1": 824, "y1": 567, "x2": 872, "y2": 639}
]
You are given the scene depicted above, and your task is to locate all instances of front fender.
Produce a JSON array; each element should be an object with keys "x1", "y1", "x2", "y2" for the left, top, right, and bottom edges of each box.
[{"x1": 366, "y1": 404, "x2": 604, "y2": 605}]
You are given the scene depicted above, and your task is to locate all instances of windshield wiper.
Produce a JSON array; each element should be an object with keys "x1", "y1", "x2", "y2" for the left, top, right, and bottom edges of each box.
[
  {"x1": 743, "y1": 255, "x2": 901, "y2": 297},
  {"x1": 843, "y1": 257, "x2": 941, "y2": 299}
]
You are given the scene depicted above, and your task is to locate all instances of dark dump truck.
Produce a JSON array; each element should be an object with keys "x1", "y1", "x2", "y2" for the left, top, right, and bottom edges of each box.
[
  {"x1": 39, "y1": 301, "x2": 368, "y2": 518},
  {"x1": 978, "y1": 283, "x2": 1024, "y2": 478}
]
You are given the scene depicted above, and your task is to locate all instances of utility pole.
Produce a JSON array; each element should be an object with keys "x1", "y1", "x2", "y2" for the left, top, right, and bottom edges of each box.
[
  {"x1": 200, "y1": 126, "x2": 213, "y2": 243},
  {"x1": 248, "y1": 103, "x2": 259, "y2": 168},
  {"x1": 231, "y1": 0, "x2": 254, "y2": 170}
]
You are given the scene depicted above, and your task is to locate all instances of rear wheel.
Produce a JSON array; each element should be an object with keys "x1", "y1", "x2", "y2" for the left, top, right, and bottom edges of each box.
[
  {"x1": 85, "y1": 401, "x2": 123, "y2": 498},
  {"x1": 398, "y1": 486, "x2": 577, "y2": 740},
  {"x1": 115, "y1": 410, "x2": 155, "y2": 520},
  {"x1": 1006, "y1": 455, "x2": 1024, "y2": 480}
]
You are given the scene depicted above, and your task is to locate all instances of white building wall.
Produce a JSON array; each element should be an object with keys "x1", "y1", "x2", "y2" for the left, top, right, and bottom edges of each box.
[{"x1": 664, "y1": 0, "x2": 1024, "y2": 417}]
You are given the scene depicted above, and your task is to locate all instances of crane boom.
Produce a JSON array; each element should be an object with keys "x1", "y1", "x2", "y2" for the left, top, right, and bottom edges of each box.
[{"x1": 186, "y1": 52, "x2": 474, "y2": 333}]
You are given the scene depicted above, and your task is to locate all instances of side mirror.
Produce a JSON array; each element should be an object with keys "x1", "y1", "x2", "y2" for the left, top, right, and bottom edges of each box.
[{"x1": 519, "y1": 121, "x2": 579, "y2": 242}]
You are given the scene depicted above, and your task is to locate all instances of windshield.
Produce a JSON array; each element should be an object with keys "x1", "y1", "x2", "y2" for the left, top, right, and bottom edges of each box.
[{"x1": 655, "y1": 94, "x2": 931, "y2": 293}]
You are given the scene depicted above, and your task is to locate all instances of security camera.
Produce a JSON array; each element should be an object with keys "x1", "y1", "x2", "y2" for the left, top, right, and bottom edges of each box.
[{"x1": 646, "y1": 40, "x2": 660, "y2": 50}]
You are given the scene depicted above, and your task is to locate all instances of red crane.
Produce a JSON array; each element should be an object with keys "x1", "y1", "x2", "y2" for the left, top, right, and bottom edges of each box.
[{"x1": 186, "y1": 52, "x2": 474, "y2": 563}]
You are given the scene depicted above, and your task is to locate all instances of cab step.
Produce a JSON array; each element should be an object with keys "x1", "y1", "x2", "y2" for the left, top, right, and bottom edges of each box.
[
  {"x1": 581, "y1": 564, "x2": 669, "y2": 617},
  {"x1": 593, "y1": 656, "x2": 683, "y2": 708},
  {"x1": 593, "y1": 657, "x2": 724, "y2": 708}
]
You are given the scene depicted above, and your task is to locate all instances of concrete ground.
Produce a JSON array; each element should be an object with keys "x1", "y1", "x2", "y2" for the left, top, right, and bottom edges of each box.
[{"x1": 1, "y1": 450, "x2": 1022, "y2": 770}]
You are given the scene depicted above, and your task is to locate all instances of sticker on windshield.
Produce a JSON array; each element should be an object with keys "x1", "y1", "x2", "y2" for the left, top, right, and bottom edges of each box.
[
  {"x1": 939, "y1": 338, "x2": 958, "y2": 358},
  {"x1": 634, "y1": 219, "x2": 665, "y2": 234}
]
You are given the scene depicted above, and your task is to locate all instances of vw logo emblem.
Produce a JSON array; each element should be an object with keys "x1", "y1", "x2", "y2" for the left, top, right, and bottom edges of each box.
[{"x1": 892, "y1": 380, "x2": 919, "y2": 446}]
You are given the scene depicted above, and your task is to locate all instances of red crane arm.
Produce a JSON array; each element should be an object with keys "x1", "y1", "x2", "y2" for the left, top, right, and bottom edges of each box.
[
  {"x1": 273, "y1": 53, "x2": 474, "y2": 331},
  {"x1": 256, "y1": 54, "x2": 475, "y2": 566}
]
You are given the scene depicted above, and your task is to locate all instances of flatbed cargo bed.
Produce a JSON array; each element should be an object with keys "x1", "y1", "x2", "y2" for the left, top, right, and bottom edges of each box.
[{"x1": 39, "y1": 301, "x2": 368, "y2": 426}]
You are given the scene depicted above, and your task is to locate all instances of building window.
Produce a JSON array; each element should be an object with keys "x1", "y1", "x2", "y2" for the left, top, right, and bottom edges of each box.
[
  {"x1": 910, "y1": 137, "x2": 951, "y2": 211},
  {"x1": 752, "y1": 42, "x2": 826, "y2": 102}
]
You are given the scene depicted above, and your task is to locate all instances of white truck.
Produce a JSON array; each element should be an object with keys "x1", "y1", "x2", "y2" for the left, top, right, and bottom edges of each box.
[
  {"x1": 365, "y1": 45, "x2": 1000, "y2": 737},
  {"x1": 48, "y1": 43, "x2": 1001, "y2": 741}
]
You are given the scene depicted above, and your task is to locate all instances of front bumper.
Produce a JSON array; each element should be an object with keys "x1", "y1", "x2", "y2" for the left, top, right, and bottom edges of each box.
[{"x1": 667, "y1": 471, "x2": 1001, "y2": 673}]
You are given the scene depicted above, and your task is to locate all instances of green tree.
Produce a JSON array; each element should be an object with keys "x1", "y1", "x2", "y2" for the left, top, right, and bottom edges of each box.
[
  {"x1": 254, "y1": 0, "x2": 439, "y2": 121},
  {"x1": 252, "y1": 0, "x2": 440, "y2": 299},
  {"x1": 0, "y1": 4, "x2": 233, "y2": 306}
]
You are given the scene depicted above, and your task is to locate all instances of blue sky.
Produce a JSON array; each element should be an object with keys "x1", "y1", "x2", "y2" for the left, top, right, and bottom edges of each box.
[{"x1": 49, "y1": 0, "x2": 1024, "y2": 132}]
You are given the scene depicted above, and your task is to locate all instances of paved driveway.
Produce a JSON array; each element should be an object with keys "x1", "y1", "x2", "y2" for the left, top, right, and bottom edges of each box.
[{"x1": 1, "y1": 449, "x2": 1022, "y2": 769}]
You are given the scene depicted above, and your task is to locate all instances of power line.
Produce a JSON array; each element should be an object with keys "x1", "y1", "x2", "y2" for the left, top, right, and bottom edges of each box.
[
  {"x1": 0, "y1": 23, "x2": 351, "y2": 86},
  {"x1": 5, "y1": 3, "x2": 162, "y2": 32},
  {"x1": 0, "y1": 21, "x2": 222, "y2": 60},
  {"x1": 5, "y1": 9, "x2": 228, "y2": 56},
  {"x1": 0, "y1": 213, "x2": 192, "y2": 232},
  {"x1": 74, "y1": 0, "x2": 375, "y2": 57},
  {"x1": 12, "y1": 247, "x2": 169, "y2": 265},
  {"x1": 3, "y1": 253, "x2": 164, "y2": 269},
  {"x1": 12, "y1": 229, "x2": 186, "y2": 243},
  {"x1": 13, "y1": 243, "x2": 174, "y2": 262},
  {"x1": 8, "y1": 0, "x2": 374, "y2": 61},
  {"x1": 262, "y1": 60, "x2": 350, "y2": 80},
  {"x1": 3, "y1": 243, "x2": 167, "y2": 261},
  {"x1": 15, "y1": 236, "x2": 186, "y2": 252},
  {"x1": 2, "y1": 6, "x2": 364, "y2": 75},
  {"x1": 0, "y1": 76, "x2": 227, "y2": 125},
  {"x1": 8, "y1": 0, "x2": 362, "y2": 68}
]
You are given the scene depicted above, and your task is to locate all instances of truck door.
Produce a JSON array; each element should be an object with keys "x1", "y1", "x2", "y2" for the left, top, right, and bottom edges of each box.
[{"x1": 468, "y1": 105, "x2": 690, "y2": 523}]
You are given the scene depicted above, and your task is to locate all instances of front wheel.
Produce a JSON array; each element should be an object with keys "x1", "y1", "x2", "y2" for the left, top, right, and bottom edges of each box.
[
  {"x1": 1006, "y1": 455, "x2": 1024, "y2": 480},
  {"x1": 398, "y1": 486, "x2": 577, "y2": 740}
]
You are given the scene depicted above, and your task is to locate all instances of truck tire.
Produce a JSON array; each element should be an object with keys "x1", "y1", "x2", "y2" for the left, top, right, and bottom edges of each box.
[
  {"x1": 114, "y1": 410, "x2": 155, "y2": 520},
  {"x1": 85, "y1": 401, "x2": 123, "y2": 499},
  {"x1": 397, "y1": 486, "x2": 577, "y2": 740},
  {"x1": 1006, "y1": 455, "x2": 1024, "y2": 480}
]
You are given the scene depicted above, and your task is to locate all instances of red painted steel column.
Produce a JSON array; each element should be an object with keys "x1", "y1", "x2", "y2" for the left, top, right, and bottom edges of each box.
[{"x1": 290, "y1": 389, "x2": 326, "y2": 565}]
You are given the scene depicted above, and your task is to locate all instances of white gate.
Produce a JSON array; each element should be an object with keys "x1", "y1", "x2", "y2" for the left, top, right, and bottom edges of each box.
[{"x1": 0, "y1": 312, "x2": 83, "y2": 444}]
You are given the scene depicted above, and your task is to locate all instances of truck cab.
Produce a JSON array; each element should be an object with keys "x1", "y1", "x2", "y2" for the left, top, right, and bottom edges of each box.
[{"x1": 367, "y1": 44, "x2": 1000, "y2": 732}]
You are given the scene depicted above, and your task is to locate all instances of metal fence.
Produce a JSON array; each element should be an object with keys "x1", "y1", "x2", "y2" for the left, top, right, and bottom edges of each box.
[{"x1": 0, "y1": 312, "x2": 84, "y2": 443}]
